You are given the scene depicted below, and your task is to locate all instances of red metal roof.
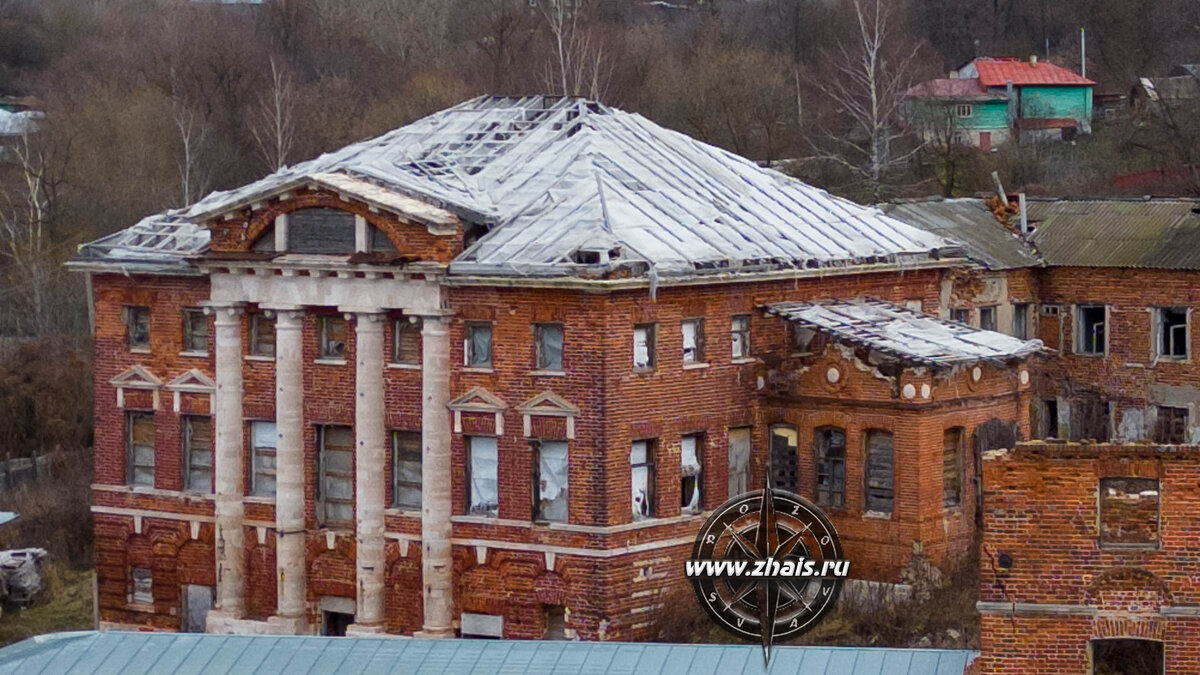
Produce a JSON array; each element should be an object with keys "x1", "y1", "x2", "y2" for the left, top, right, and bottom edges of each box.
[{"x1": 973, "y1": 58, "x2": 1095, "y2": 87}]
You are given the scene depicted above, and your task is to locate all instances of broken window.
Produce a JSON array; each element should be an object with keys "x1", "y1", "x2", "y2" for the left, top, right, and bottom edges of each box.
[
  {"x1": 770, "y1": 425, "x2": 799, "y2": 493},
  {"x1": 680, "y1": 434, "x2": 703, "y2": 512},
  {"x1": 814, "y1": 427, "x2": 846, "y2": 509},
  {"x1": 535, "y1": 323, "x2": 564, "y2": 371},
  {"x1": 728, "y1": 427, "x2": 751, "y2": 497},
  {"x1": 1043, "y1": 399, "x2": 1060, "y2": 439},
  {"x1": 287, "y1": 208, "x2": 355, "y2": 254},
  {"x1": 320, "y1": 316, "x2": 347, "y2": 360},
  {"x1": 943, "y1": 427, "x2": 964, "y2": 508},
  {"x1": 466, "y1": 436, "x2": 498, "y2": 517},
  {"x1": 1099, "y1": 477, "x2": 1159, "y2": 548},
  {"x1": 317, "y1": 425, "x2": 354, "y2": 528},
  {"x1": 633, "y1": 323, "x2": 656, "y2": 370},
  {"x1": 127, "y1": 411, "x2": 155, "y2": 487},
  {"x1": 731, "y1": 314, "x2": 751, "y2": 359},
  {"x1": 1077, "y1": 305, "x2": 1107, "y2": 355},
  {"x1": 630, "y1": 440, "x2": 656, "y2": 519},
  {"x1": 864, "y1": 430, "x2": 894, "y2": 516},
  {"x1": 1091, "y1": 638, "x2": 1164, "y2": 675},
  {"x1": 182, "y1": 308, "x2": 208, "y2": 353},
  {"x1": 392, "y1": 318, "x2": 421, "y2": 365},
  {"x1": 681, "y1": 318, "x2": 705, "y2": 364},
  {"x1": 183, "y1": 416, "x2": 212, "y2": 493},
  {"x1": 979, "y1": 306, "x2": 998, "y2": 332},
  {"x1": 250, "y1": 313, "x2": 275, "y2": 357},
  {"x1": 544, "y1": 605, "x2": 566, "y2": 639},
  {"x1": 1157, "y1": 307, "x2": 1187, "y2": 359},
  {"x1": 392, "y1": 430, "x2": 422, "y2": 510},
  {"x1": 132, "y1": 567, "x2": 153, "y2": 605},
  {"x1": 125, "y1": 305, "x2": 150, "y2": 350},
  {"x1": 251, "y1": 421, "x2": 277, "y2": 497},
  {"x1": 950, "y1": 308, "x2": 970, "y2": 324},
  {"x1": 465, "y1": 322, "x2": 493, "y2": 368},
  {"x1": 534, "y1": 440, "x2": 568, "y2": 522},
  {"x1": 1012, "y1": 303, "x2": 1029, "y2": 339},
  {"x1": 1155, "y1": 406, "x2": 1188, "y2": 444},
  {"x1": 791, "y1": 325, "x2": 816, "y2": 354}
]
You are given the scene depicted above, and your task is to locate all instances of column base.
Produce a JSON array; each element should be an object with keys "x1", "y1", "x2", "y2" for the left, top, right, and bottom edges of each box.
[
  {"x1": 414, "y1": 626, "x2": 455, "y2": 639},
  {"x1": 205, "y1": 612, "x2": 310, "y2": 635},
  {"x1": 266, "y1": 614, "x2": 311, "y2": 635},
  {"x1": 345, "y1": 623, "x2": 388, "y2": 637}
]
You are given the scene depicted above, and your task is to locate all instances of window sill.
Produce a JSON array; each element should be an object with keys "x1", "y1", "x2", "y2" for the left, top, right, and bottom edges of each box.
[
  {"x1": 682, "y1": 362, "x2": 710, "y2": 370},
  {"x1": 529, "y1": 370, "x2": 566, "y2": 377},
  {"x1": 244, "y1": 354, "x2": 275, "y2": 363},
  {"x1": 680, "y1": 508, "x2": 704, "y2": 517},
  {"x1": 731, "y1": 357, "x2": 757, "y2": 365},
  {"x1": 863, "y1": 511, "x2": 893, "y2": 520},
  {"x1": 243, "y1": 496, "x2": 277, "y2": 505},
  {"x1": 179, "y1": 351, "x2": 209, "y2": 358},
  {"x1": 129, "y1": 347, "x2": 152, "y2": 354},
  {"x1": 462, "y1": 366, "x2": 494, "y2": 374},
  {"x1": 533, "y1": 519, "x2": 569, "y2": 526},
  {"x1": 126, "y1": 602, "x2": 155, "y2": 613},
  {"x1": 314, "y1": 358, "x2": 347, "y2": 366},
  {"x1": 1153, "y1": 356, "x2": 1189, "y2": 365},
  {"x1": 790, "y1": 351, "x2": 815, "y2": 358},
  {"x1": 384, "y1": 507, "x2": 422, "y2": 518},
  {"x1": 1099, "y1": 543, "x2": 1160, "y2": 551},
  {"x1": 453, "y1": 513, "x2": 501, "y2": 523},
  {"x1": 387, "y1": 363, "x2": 422, "y2": 371},
  {"x1": 631, "y1": 367, "x2": 657, "y2": 374}
]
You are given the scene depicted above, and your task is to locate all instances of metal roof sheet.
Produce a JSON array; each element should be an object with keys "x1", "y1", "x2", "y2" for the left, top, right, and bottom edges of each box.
[
  {"x1": 1027, "y1": 198, "x2": 1200, "y2": 269},
  {"x1": 971, "y1": 58, "x2": 1094, "y2": 87},
  {"x1": 903, "y1": 78, "x2": 1004, "y2": 101},
  {"x1": 0, "y1": 632, "x2": 977, "y2": 675},
  {"x1": 882, "y1": 199, "x2": 1039, "y2": 270}
]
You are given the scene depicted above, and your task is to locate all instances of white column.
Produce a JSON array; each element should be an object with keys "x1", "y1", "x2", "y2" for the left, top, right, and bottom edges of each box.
[
  {"x1": 349, "y1": 311, "x2": 386, "y2": 633},
  {"x1": 211, "y1": 304, "x2": 245, "y2": 620},
  {"x1": 271, "y1": 308, "x2": 308, "y2": 632},
  {"x1": 418, "y1": 314, "x2": 454, "y2": 637}
]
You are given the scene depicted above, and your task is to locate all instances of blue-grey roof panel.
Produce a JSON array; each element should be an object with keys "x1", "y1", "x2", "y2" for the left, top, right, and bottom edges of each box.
[{"x1": 0, "y1": 632, "x2": 977, "y2": 675}]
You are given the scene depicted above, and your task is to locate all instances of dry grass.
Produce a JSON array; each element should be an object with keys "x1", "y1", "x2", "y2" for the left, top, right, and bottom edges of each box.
[{"x1": 0, "y1": 564, "x2": 94, "y2": 647}]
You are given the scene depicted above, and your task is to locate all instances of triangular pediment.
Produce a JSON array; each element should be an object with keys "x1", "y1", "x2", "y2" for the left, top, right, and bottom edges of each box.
[
  {"x1": 165, "y1": 368, "x2": 216, "y2": 392},
  {"x1": 516, "y1": 390, "x2": 580, "y2": 417},
  {"x1": 447, "y1": 386, "x2": 508, "y2": 412},
  {"x1": 109, "y1": 365, "x2": 162, "y2": 389}
]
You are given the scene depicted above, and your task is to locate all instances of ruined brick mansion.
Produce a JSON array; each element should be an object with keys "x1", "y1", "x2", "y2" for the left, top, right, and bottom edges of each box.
[{"x1": 68, "y1": 96, "x2": 1198, "y2": 643}]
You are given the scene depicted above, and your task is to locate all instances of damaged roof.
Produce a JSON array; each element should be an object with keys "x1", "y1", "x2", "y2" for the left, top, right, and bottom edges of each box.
[
  {"x1": 1027, "y1": 197, "x2": 1200, "y2": 269},
  {"x1": 882, "y1": 199, "x2": 1039, "y2": 270},
  {"x1": 74, "y1": 95, "x2": 957, "y2": 279},
  {"x1": 765, "y1": 299, "x2": 1043, "y2": 367}
]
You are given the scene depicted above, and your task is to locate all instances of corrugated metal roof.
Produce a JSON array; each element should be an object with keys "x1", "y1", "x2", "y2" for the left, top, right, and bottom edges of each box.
[
  {"x1": 972, "y1": 58, "x2": 1094, "y2": 87},
  {"x1": 0, "y1": 632, "x2": 977, "y2": 675},
  {"x1": 1027, "y1": 198, "x2": 1200, "y2": 269},
  {"x1": 882, "y1": 199, "x2": 1039, "y2": 270}
]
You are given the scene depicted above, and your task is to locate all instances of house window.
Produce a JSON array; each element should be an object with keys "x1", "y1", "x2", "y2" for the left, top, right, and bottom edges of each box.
[
  {"x1": 1077, "y1": 305, "x2": 1107, "y2": 354},
  {"x1": 1157, "y1": 308, "x2": 1187, "y2": 359},
  {"x1": 132, "y1": 568, "x2": 153, "y2": 605},
  {"x1": 392, "y1": 318, "x2": 422, "y2": 365},
  {"x1": 534, "y1": 323, "x2": 564, "y2": 371},
  {"x1": 630, "y1": 440, "x2": 656, "y2": 519},
  {"x1": 731, "y1": 315, "x2": 751, "y2": 359},
  {"x1": 182, "y1": 309, "x2": 208, "y2": 353},
  {"x1": 1155, "y1": 407, "x2": 1188, "y2": 444},
  {"x1": 464, "y1": 322, "x2": 493, "y2": 368},
  {"x1": 534, "y1": 440, "x2": 568, "y2": 522},
  {"x1": 633, "y1": 324, "x2": 656, "y2": 370},
  {"x1": 127, "y1": 411, "x2": 155, "y2": 487},
  {"x1": 770, "y1": 424, "x2": 799, "y2": 493},
  {"x1": 681, "y1": 434, "x2": 703, "y2": 511},
  {"x1": 681, "y1": 318, "x2": 705, "y2": 364},
  {"x1": 317, "y1": 425, "x2": 354, "y2": 528},
  {"x1": 950, "y1": 308, "x2": 970, "y2": 324},
  {"x1": 1012, "y1": 303, "x2": 1029, "y2": 339},
  {"x1": 392, "y1": 430, "x2": 422, "y2": 510},
  {"x1": 814, "y1": 427, "x2": 846, "y2": 509},
  {"x1": 183, "y1": 416, "x2": 213, "y2": 493},
  {"x1": 727, "y1": 427, "x2": 751, "y2": 498},
  {"x1": 979, "y1": 306, "x2": 997, "y2": 332},
  {"x1": 791, "y1": 325, "x2": 816, "y2": 354},
  {"x1": 943, "y1": 427, "x2": 964, "y2": 507},
  {"x1": 1041, "y1": 304, "x2": 1061, "y2": 316},
  {"x1": 864, "y1": 430, "x2": 894, "y2": 516},
  {"x1": 1099, "y1": 477, "x2": 1159, "y2": 548},
  {"x1": 251, "y1": 421, "x2": 277, "y2": 497},
  {"x1": 955, "y1": 104, "x2": 973, "y2": 118},
  {"x1": 320, "y1": 316, "x2": 348, "y2": 360},
  {"x1": 125, "y1": 305, "x2": 150, "y2": 350},
  {"x1": 466, "y1": 436, "x2": 498, "y2": 517},
  {"x1": 250, "y1": 314, "x2": 276, "y2": 357}
]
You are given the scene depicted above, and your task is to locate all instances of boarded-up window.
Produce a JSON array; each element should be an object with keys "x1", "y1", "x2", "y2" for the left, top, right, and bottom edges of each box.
[
  {"x1": 287, "y1": 208, "x2": 356, "y2": 254},
  {"x1": 467, "y1": 436, "x2": 499, "y2": 516},
  {"x1": 251, "y1": 421, "x2": 277, "y2": 497},
  {"x1": 1071, "y1": 393, "x2": 1111, "y2": 441},
  {"x1": 127, "y1": 412, "x2": 155, "y2": 487},
  {"x1": 125, "y1": 305, "x2": 150, "y2": 350},
  {"x1": 631, "y1": 440, "x2": 655, "y2": 519},
  {"x1": 183, "y1": 416, "x2": 213, "y2": 493},
  {"x1": 1157, "y1": 308, "x2": 1188, "y2": 359},
  {"x1": 535, "y1": 440, "x2": 568, "y2": 522},
  {"x1": 392, "y1": 318, "x2": 421, "y2": 365},
  {"x1": 682, "y1": 319, "x2": 705, "y2": 364},
  {"x1": 392, "y1": 430, "x2": 422, "y2": 509},
  {"x1": 1099, "y1": 477, "x2": 1159, "y2": 547},
  {"x1": 182, "y1": 309, "x2": 208, "y2": 353},
  {"x1": 1077, "y1": 305, "x2": 1107, "y2": 354},
  {"x1": 317, "y1": 425, "x2": 354, "y2": 527},
  {"x1": 535, "y1": 323, "x2": 564, "y2": 371},
  {"x1": 864, "y1": 430, "x2": 894, "y2": 515},
  {"x1": 465, "y1": 322, "x2": 493, "y2": 367},
  {"x1": 943, "y1": 427, "x2": 964, "y2": 507},
  {"x1": 814, "y1": 427, "x2": 846, "y2": 508},
  {"x1": 250, "y1": 314, "x2": 276, "y2": 357},
  {"x1": 731, "y1": 315, "x2": 751, "y2": 359},
  {"x1": 770, "y1": 425, "x2": 799, "y2": 494},
  {"x1": 633, "y1": 324, "x2": 656, "y2": 369},
  {"x1": 1155, "y1": 407, "x2": 1188, "y2": 444},
  {"x1": 728, "y1": 428, "x2": 751, "y2": 497},
  {"x1": 320, "y1": 317, "x2": 347, "y2": 360},
  {"x1": 680, "y1": 434, "x2": 703, "y2": 511}
]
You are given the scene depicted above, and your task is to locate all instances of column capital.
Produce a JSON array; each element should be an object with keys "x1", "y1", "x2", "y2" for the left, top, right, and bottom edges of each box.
[
  {"x1": 206, "y1": 302, "x2": 245, "y2": 323},
  {"x1": 339, "y1": 307, "x2": 387, "y2": 323}
]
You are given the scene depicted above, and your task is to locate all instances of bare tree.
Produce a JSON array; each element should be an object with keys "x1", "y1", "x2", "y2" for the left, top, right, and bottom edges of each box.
[
  {"x1": 170, "y1": 70, "x2": 210, "y2": 207},
  {"x1": 539, "y1": 0, "x2": 609, "y2": 99},
  {"x1": 250, "y1": 58, "x2": 296, "y2": 173},
  {"x1": 470, "y1": 0, "x2": 538, "y2": 93}
]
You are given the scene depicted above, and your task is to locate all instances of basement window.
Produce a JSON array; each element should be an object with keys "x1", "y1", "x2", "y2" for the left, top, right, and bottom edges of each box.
[
  {"x1": 392, "y1": 318, "x2": 422, "y2": 366},
  {"x1": 680, "y1": 434, "x2": 703, "y2": 512},
  {"x1": 125, "y1": 305, "x2": 150, "y2": 350},
  {"x1": 1156, "y1": 307, "x2": 1188, "y2": 359},
  {"x1": 319, "y1": 316, "x2": 347, "y2": 360},
  {"x1": 466, "y1": 436, "x2": 498, "y2": 517},
  {"x1": 465, "y1": 322, "x2": 493, "y2": 368},
  {"x1": 630, "y1": 440, "x2": 656, "y2": 519},
  {"x1": 251, "y1": 421, "x2": 277, "y2": 498},
  {"x1": 534, "y1": 440, "x2": 568, "y2": 522},
  {"x1": 731, "y1": 315, "x2": 751, "y2": 359},
  {"x1": 681, "y1": 319, "x2": 705, "y2": 364},
  {"x1": 534, "y1": 323, "x2": 564, "y2": 371},
  {"x1": 1099, "y1": 477, "x2": 1159, "y2": 548},
  {"x1": 633, "y1": 324, "x2": 656, "y2": 370},
  {"x1": 1155, "y1": 407, "x2": 1188, "y2": 445},
  {"x1": 183, "y1": 415, "x2": 213, "y2": 493},
  {"x1": 182, "y1": 308, "x2": 208, "y2": 353},
  {"x1": 1076, "y1": 305, "x2": 1107, "y2": 355},
  {"x1": 392, "y1": 430, "x2": 422, "y2": 510},
  {"x1": 250, "y1": 314, "x2": 276, "y2": 357}
]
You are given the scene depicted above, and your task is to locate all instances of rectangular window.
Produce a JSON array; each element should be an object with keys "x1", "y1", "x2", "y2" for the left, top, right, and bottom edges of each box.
[
  {"x1": 320, "y1": 317, "x2": 348, "y2": 360},
  {"x1": 317, "y1": 425, "x2": 354, "y2": 527},
  {"x1": 681, "y1": 319, "x2": 705, "y2": 364},
  {"x1": 392, "y1": 318, "x2": 422, "y2": 365},
  {"x1": 1155, "y1": 407, "x2": 1188, "y2": 444},
  {"x1": 1043, "y1": 399, "x2": 1060, "y2": 439},
  {"x1": 1099, "y1": 477, "x2": 1159, "y2": 548},
  {"x1": 955, "y1": 103, "x2": 973, "y2": 118},
  {"x1": 250, "y1": 314, "x2": 276, "y2": 357},
  {"x1": 127, "y1": 411, "x2": 155, "y2": 487},
  {"x1": 950, "y1": 308, "x2": 970, "y2": 324},
  {"x1": 465, "y1": 322, "x2": 493, "y2": 368},
  {"x1": 680, "y1": 434, "x2": 703, "y2": 511},
  {"x1": 864, "y1": 430, "x2": 894, "y2": 516},
  {"x1": 132, "y1": 568, "x2": 153, "y2": 605},
  {"x1": 534, "y1": 440, "x2": 568, "y2": 522},
  {"x1": 1157, "y1": 308, "x2": 1187, "y2": 359},
  {"x1": 183, "y1": 416, "x2": 213, "y2": 493},
  {"x1": 630, "y1": 440, "x2": 656, "y2": 519},
  {"x1": 535, "y1": 323, "x2": 564, "y2": 371},
  {"x1": 731, "y1": 315, "x2": 751, "y2": 359},
  {"x1": 1077, "y1": 305, "x2": 1107, "y2": 354},
  {"x1": 979, "y1": 305, "x2": 997, "y2": 332},
  {"x1": 770, "y1": 425, "x2": 799, "y2": 493},
  {"x1": 251, "y1": 421, "x2": 277, "y2": 497},
  {"x1": 943, "y1": 427, "x2": 964, "y2": 507},
  {"x1": 466, "y1": 436, "x2": 499, "y2": 516},
  {"x1": 182, "y1": 309, "x2": 208, "y2": 353},
  {"x1": 392, "y1": 430, "x2": 422, "y2": 509},
  {"x1": 728, "y1": 428, "x2": 751, "y2": 498},
  {"x1": 791, "y1": 325, "x2": 815, "y2": 354},
  {"x1": 126, "y1": 305, "x2": 150, "y2": 350},
  {"x1": 633, "y1": 323, "x2": 656, "y2": 369},
  {"x1": 814, "y1": 427, "x2": 846, "y2": 509},
  {"x1": 1012, "y1": 303, "x2": 1029, "y2": 339}
]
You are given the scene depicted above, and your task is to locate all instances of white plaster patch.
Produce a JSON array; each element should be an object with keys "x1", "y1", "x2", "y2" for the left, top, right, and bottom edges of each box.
[
  {"x1": 826, "y1": 367, "x2": 841, "y2": 384},
  {"x1": 902, "y1": 383, "x2": 916, "y2": 399},
  {"x1": 921, "y1": 383, "x2": 931, "y2": 399}
]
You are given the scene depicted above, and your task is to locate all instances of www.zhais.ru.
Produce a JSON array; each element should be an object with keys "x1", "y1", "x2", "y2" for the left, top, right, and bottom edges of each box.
[{"x1": 685, "y1": 558, "x2": 851, "y2": 579}]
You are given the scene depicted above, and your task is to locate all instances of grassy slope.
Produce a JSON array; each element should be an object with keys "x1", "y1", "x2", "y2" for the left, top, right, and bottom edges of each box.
[{"x1": 0, "y1": 566, "x2": 94, "y2": 647}]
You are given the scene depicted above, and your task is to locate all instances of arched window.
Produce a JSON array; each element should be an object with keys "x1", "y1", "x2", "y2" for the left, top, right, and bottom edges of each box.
[
  {"x1": 253, "y1": 208, "x2": 399, "y2": 254},
  {"x1": 814, "y1": 427, "x2": 846, "y2": 508},
  {"x1": 864, "y1": 430, "x2": 894, "y2": 516}
]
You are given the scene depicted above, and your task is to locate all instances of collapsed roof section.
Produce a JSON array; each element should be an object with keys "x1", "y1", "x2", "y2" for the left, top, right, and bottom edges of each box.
[
  {"x1": 765, "y1": 299, "x2": 1043, "y2": 368},
  {"x1": 72, "y1": 96, "x2": 959, "y2": 280},
  {"x1": 72, "y1": 218, "x2": 210, "y2": 274}
]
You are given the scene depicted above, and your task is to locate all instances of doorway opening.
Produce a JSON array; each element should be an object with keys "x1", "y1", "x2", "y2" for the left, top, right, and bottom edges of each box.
[{"x1": 1092, "y1": 638, "x2": 1164, "y2": 675}]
